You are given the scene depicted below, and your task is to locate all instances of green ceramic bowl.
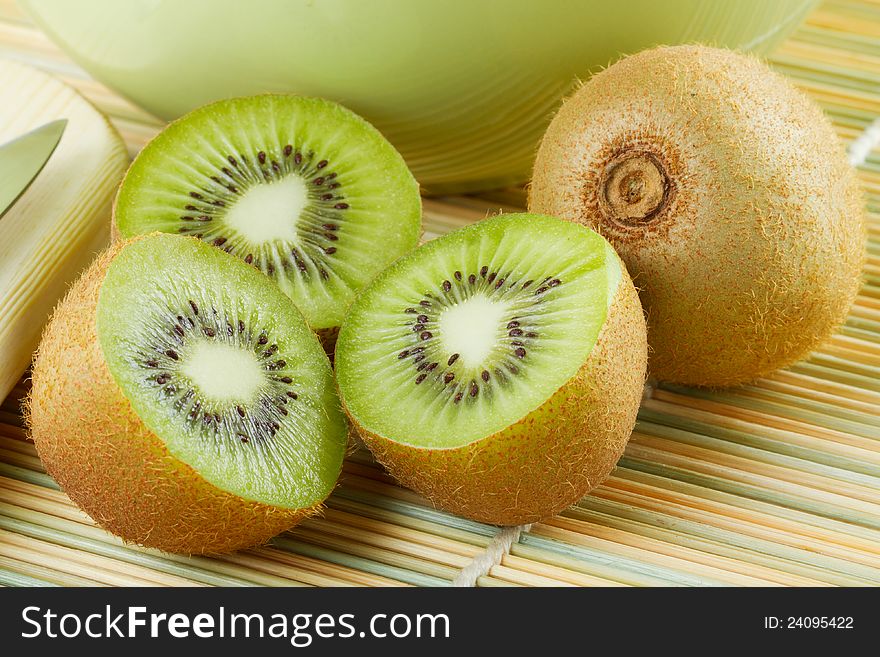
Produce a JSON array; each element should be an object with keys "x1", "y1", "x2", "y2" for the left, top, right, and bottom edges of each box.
[{"x1": 23, "y1": 0, "x2": 816, "y2": 193}]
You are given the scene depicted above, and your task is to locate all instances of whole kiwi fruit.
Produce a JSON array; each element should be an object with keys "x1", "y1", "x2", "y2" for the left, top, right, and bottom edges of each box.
[{"x1": 530, "y1": 45, "x2": 865, "y2": 387}]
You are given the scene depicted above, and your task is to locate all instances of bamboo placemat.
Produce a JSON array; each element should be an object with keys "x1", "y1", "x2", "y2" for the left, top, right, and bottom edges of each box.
[{"x1": 0, "y1": 0, "x2": 878, "y2": 587}]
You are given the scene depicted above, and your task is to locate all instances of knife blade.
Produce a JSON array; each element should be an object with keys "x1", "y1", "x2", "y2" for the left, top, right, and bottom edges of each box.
[{"x1": 0, "y1": 119, "x2": 67, "y2": 221}]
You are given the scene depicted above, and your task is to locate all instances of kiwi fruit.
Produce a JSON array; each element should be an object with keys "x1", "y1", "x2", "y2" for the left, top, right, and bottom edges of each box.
[
  {"x1": 335, "y1": 213, "x2": 647, "y2": 525},
  {"x1": 530, "y1": 45, "x2": 865, "y2": 388},
  {"x1": 113, "y1": 95, "x2": 422, "y2": 347},
  {"x1": 27, "y1": 233, "x2": 347, "y2": 554}
]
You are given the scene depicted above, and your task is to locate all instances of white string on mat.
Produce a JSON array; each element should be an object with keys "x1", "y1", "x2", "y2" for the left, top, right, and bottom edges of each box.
[
  {"x1": 452, "y1": 523, "x2": 532, "y2": 587},
  {"x1": 848, "y1": 116, "x2": 880, "y2": 167}
]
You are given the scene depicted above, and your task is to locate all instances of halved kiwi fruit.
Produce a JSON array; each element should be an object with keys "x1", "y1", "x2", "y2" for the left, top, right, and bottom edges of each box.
[
  {"x1": 530, "y1": 45, "x2": 865, "y2": 387},
  {"x1": 335, "y1": 213, "x2": 647, "y2": 525},
  {"x1": 113, "y1": 95, "x2": 422, "y2": 345},
  {"x1": 27, "y1": 233, "x2": 347, "y2": 554}
]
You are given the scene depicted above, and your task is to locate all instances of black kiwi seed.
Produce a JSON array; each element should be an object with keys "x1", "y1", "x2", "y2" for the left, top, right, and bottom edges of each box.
[
  {"x1": 480, "y1": 266, "x2": 488, "y2": 278},
  {"x1": 514, "y1": 348, "x2": 527, "y2": 358},
  {"x1": 444, "y1": 372, "x2": 455, "y2": 384},
  {"x1": 417, "y1": 314, "x2": 429, "y2": 323},
  {"x1": 481, "y1": 370, "x2": 490, "y2": 382},
  {"x1": 468, "y1": 274, "x2": 476, "y2": 284},
  {"x1": 419, "y1": 331, "x2": 432, "y2": 340},
  {"x1": 442, "y1": 280, "x2": 451, "y2": 292},
  {"x1": 469, "y1": 381, "x2": 479, "y2": 397},
  {"x1": 165, "y1": 349, "x2": 178, "y2": 360},
  {"x1": 447, "y1": 353, "x2": 459, "y2": 366},
  {"x1": 415, "y1": 373, "x2": 427, "y2": 384}
]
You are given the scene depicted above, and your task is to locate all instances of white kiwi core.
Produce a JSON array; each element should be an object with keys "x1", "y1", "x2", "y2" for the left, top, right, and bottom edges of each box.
[
  {"x1": 438, "y1": 295, "x2": 509, "y2": 370},
  {"x1": 223, "y1": 176, "x2": 307, "y2": 244},
  {"x1": 181, "y1": 340, "x2": 265, "y2": 403}
]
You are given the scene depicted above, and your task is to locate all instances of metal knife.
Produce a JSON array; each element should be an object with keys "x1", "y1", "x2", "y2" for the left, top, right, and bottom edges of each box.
[{"x1": 0, "y1": 119, "x2": 67, "y2": 221}]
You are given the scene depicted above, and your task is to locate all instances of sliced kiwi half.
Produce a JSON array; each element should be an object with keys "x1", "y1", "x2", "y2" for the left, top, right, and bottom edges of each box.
[
  {"x1": 113, "y1": 95, "x2": 421, "y2": 342},
  {"x1": 28, "y1": 233, "x2": 347, "y2": 554},
  {"x1": 335, "y1": 213, "x2": 647, "y2": 525}
]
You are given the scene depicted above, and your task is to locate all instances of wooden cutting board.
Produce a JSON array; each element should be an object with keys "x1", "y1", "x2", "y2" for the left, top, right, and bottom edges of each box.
[{"x1": 0, "y1": 59, "x2": 128, "y2": 401}]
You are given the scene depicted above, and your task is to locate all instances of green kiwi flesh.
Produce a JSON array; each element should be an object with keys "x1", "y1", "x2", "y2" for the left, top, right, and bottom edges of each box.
[
  {"x1": 98, "y1": 235, "x2": 347, "y2": 507},
  {"x1": 113, "y1": 95, "x2": 422, "y2": 333},
  {"x1": 337, "y1": 214, "x2": 609, "y2": 447}
]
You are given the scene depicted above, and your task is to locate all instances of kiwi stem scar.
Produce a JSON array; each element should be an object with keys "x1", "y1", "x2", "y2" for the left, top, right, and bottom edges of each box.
[{"x1": 598, "y1": 150, "x2": 671, "y2": 227}]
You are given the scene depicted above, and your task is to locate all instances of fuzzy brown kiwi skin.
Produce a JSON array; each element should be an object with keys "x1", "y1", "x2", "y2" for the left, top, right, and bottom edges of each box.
[
  {"x1": 26, "y1": 240, "x2": 321, "y2": 555},
  {"x1": 529, "y1": 45, "x2": 866, "y2": 388},
  {"x1": 345, "y1": 262, "x2": 647, "y2": 526}
]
